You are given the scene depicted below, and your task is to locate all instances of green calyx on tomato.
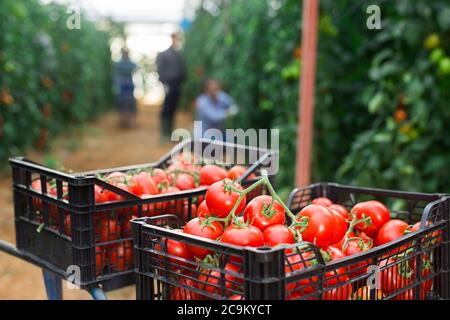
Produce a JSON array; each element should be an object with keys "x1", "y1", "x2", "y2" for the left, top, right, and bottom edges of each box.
[
  {"x1": 342, "y1": 236, "x2": 372, "y2": 252},
  {"x1": 243, "y1": 195, "x2": 286, "y2": 231}
]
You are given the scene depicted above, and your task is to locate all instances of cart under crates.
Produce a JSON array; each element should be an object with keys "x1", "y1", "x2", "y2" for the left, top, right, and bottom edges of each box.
[
  {"x1": 0, "y1": 139, "x2": 276, "y2": 299},
  {"x1": 131, "y1": 183, "x2": 449, "y2": 300}
]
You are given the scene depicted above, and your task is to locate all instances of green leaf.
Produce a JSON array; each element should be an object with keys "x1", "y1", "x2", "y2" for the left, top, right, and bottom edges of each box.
[{"x1": 368, "y1": 92, "x2": 385, "y2": 113}]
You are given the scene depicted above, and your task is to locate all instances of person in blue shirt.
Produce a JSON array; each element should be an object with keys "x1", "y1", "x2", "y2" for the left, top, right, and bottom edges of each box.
[
  {"x1": 195, "y1": 78, "x2": 235, "y2": 139},
  {"x1": 113, "y1": 48, "x2": 137, "y2": 128}
]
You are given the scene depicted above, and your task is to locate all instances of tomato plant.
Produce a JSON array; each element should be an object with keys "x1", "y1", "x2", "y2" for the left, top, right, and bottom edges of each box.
[{"x1": 0, "y1": 0, "x2": 113, "y2": 165}]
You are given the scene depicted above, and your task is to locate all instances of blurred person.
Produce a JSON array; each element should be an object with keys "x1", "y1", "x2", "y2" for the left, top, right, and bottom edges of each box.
[
  {"x1": 114, "y1": 47, "x2": 137, "y2": 129},
  {"x1": 195, "y1": 78, "x2": 237, "y2": 139},
  {"x1": 156, "y1": 32, "x2": 186, "y2": 140}
]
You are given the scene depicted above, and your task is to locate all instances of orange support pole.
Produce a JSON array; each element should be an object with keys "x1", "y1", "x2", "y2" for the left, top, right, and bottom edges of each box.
[{"x1": 295, "y1": 0, "x2": 319, "y2": 187}]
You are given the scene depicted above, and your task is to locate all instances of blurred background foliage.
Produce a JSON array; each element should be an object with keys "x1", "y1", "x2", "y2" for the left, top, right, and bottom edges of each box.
[
  {"x1": 183, "y1": 0, "x2": 450, "y2": 194},
  {"x1": 0, "y1": 0, "x2": 114, "y2": 165}
]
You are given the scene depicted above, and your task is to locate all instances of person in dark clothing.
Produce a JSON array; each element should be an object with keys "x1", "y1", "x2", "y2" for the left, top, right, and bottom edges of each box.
[
  {"x1": 156, "y1": 33, "x2": 186, "y2": 140},
  {"x1": 195, "y1": 78, "x2": 234, "y2": 138},
  {"x1": 114, "y1": 48, "x2": 137, "y2": 128}
]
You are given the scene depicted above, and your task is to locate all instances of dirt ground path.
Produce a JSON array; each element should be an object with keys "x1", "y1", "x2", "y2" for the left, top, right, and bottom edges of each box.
[{"x1": 0, "y1": 102, "x2": 193, "y2": 299}]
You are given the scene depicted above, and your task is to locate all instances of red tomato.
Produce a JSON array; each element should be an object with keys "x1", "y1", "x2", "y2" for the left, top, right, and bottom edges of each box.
[
  {"x1": 175, "y1": 173, "x2": 196, "y2": 190},
  {"x1": 285, "y1": 251, "x2": 318, "y2": 293},
  {"x1": 64, "y1": 214, "x2": 71, "y2": 236},
  {"x1": 243, "y1": 195, "x2": 285, "y2": 231},
  {"x1": 94, "y1": 185, "x2": 108, "y2": 203},
  {"x1": 328, "y1": 204, "x2": 349, "y2": 221},
  {"x1": 221, "y1": 224, "x2": 264, "y2": 248},
  {"x1": 407, "y1": 221, "x2": 420, "y2": 233},
  {"x1": 205, "y1": 179, "x2": 246, "y2": 218},
  {"x1": 105, "y1": 171, "x2": 128, "y2": 184},
  {"x1": 156, "y1": 237, "x2": 194, "y2": 270},
  {"x1": 229, "y1": 294, "x2": 244, "y2": 300},
  {"x1": 183, "y1": 218, "x2": 224, "y2": 259},
  {"x1": 378, "y1": 257, "x2": 414, "y2": 300},
  {"x1": 341, "y1": 236, "x2": 373, "y2": 277},
  {"x1": 297, "y1": 204, "x2": 336, "y2": 248},
  {"x1": 197, "y1": 200, "x2": 212, "y2": 218},
  {"x1": 178, "y1": 200, "x2": 197, "y2": 221},
  {"x1": 109, "y1": 242, "x2": 133, "y2": 272},
  {"x1": 197, "y1": 194, "x2": 205, "y2": 204},
  {"x1": 263, "y1": 224, "x2": 295, "y2": 247},
  {"x1": 31, "y1": 179, "x2": 45, "y2": 210},
  {"x1": 352, "y1": 200, "x2": 390, "y2": 237},
  {"x1": 323, "y1": 283, "x2": 353, "y2": 300},
  {"x1": 227, "y1": 165, "x2": 256, "y2": 181},
  {"x1": 324, "y1": 245, "x2": 345, "y2": 262},
  {"x1": 328, "y1": 207, "x2": 347, "y2": 244},
  {"x1": 160, "y1": 186, "x2": 183, "y2": 214},
  {"x1": 337, "y1": 231, "x2": 372, "y2": 249},
  {"x1": 113, "y1": 182, "x2": 132, "y2": 201},
  {"x1": 96, "y1": 246, "x2": 105, "y2": 275},
  {"x1": 323, "y1": 246, "x2": 348, "y2": 288},
  {"x1": 311, "y1": 197, "x2": 333, "y2": 206},
  {"x1": 172, "y1": 152, "x2": 197, "y2": 167},
  {"x1": 419, "y1": 258, "x2": 433, "y2": 299},
  {"x1": 197, "y1": 270, "x2": 233, "y2": 296},
  {"x1": 105, "y1": 189, "x2": 119, "y2": 201},
  {"x1": 199, "y1": 165, "x2": 228, "y2": 186},
  {"x1": 121, "y1": 214, "x2": 138, "y2": 237},
  {"x1": 224, "y1": 262, "x2": 243, "y2": 288},
  {"x1": 31, "y1": 179, "x2": 44, "y2": 192},
  {"x1": 375, "y1": 219, "x2": 409, "y2": 246},
  {"x1": 130, "y1": 171, "x2": 159, "y2": 195},
  {"x1": 96, "y1": 218, "x2": 121, "y2": 243},
  {"x1": 137, "y1": 194, "x2": 160, "y2": 216},
  {"x1": 170, "y1": 277, "x2": 201, "y2": 300},
  {"x1": 48, "y1": 182, "x2": 69, "y2": 199},
  {"x1": 151, "y1": 168, "x2": 171, "y2": 186},
  {"x1": 189, "y1": 203, "x2": 198, "y2": 220}
]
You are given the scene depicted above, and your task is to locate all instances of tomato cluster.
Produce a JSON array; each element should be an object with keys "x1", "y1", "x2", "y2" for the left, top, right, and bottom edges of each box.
[
  {"x1": 29, "y1": 154, "x2": 256, "y2": 276},
  {"x1": 293, "y1": 197, "x2": 436, "y2": 300},
  {"x1": 158, "y1": 178, "x2": 437, "y2": 300}
]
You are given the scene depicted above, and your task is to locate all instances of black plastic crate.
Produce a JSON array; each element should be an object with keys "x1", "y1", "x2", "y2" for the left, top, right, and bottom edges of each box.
[
  {"x1": 10, "y1": 139, "x2": 277, "y2": 289},
  {"x1": 131, "y1": 183, "x2": 449, "y2": 300}
]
